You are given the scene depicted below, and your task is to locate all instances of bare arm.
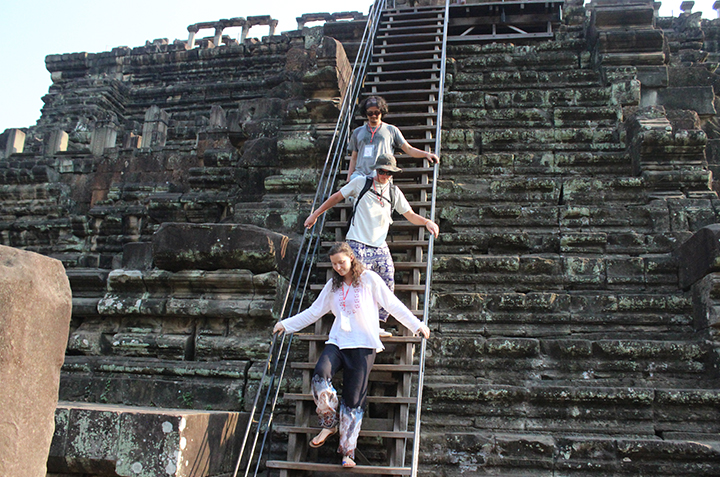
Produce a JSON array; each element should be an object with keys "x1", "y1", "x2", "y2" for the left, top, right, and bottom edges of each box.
[
  {"x1": 401, "y1": 142, "x2": 439, "y2": 164},
  {"x1": 403, "y1": 210, "x2": 439, "y2": 238},
  {"x1": 304, "y1": 190, "x2": 346, "y2": 228},
  {"x1": 347, "y1": 150, "x2": 358, "y2": 182}
]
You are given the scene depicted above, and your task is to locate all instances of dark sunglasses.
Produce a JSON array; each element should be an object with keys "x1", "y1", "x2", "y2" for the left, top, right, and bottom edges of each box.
[
  {"x1": 366, "y1": 110, "x2": 381, "y2": 116},
  {"x1": 377, "y1": 170, "x2": 395, "y2": 176}
]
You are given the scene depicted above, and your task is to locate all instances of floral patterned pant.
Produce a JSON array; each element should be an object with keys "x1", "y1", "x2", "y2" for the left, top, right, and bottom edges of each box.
[
  {"x1": 312, "y1": 344, "x2": 376, "y2": 458},
  {"x1": 347, "y1": 240, "x2": 394, "y2": 322}
]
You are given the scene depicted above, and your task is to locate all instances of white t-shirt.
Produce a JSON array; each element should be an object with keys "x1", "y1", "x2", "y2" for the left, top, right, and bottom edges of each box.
[
  {"x1": 279, "y1": 270, "x2": 424, "y2": 352},
  {"x1": 340, "y1": 176, "x2": 411, "y2": 248}
]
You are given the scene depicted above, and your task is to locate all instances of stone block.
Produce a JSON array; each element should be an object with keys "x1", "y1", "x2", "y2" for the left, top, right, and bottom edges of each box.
[
  {"x1": 90, "y1": 127, "x2": 118, "y2": 155},
  {"x1": 556, "y1": 436, "x2": 620, "y2": 473},
  {"x1": 591, "y1": 4, "x2": 655, "y2": 29},
  {"x1": 636, "y1": 66, "x2": 669, "y2": 88},
  {"x1": 595, "y1": 29, "x2": 665, "y2": 53},
  {"x1": 45, "y1": 130, "x2": 69, "y2": 156},
  {"x1": 0, "y1": 245, "x2": 72, "y2": 477},
  {"x1": 121, "y1": 242, "x2": 154, "y2": 270},
  {"x1": 675, "y1": 224, "x2": 720, "y2": 289},
  {"x1": 4, "y1": 128, "x2": 25, "y2": 157},
  {"x1": 656, "y1": 86, "x2": 717, "y2": 116},
  {"x1": 152, "y1": 223, "x2": 297, "y2": 276},
  {"x1": 48, "y1": 402, "x2": 248, "y2": 476},
  {"x1": 606, "y1": 256, "x2": 645, "y2": 285}
]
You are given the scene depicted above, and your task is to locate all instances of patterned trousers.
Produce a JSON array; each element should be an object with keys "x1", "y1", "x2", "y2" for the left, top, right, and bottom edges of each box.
[
  {"x1": 347, "y1": 240, "x2": 394, "y2": 322},
  {"x1": 312, "y1": 344, "x2": 376, "y2": 458}
]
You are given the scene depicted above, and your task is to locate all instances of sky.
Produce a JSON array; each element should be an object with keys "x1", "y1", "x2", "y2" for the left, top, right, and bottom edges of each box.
[{"x1": 0, "y1": 0, "x2": 718, "y2": 133}]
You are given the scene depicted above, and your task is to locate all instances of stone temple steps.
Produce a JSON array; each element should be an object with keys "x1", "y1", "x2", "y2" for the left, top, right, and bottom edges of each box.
[
  {"x1": 422, "y1": 384, "x2": 720, "y2": 439},
  {"x1": 432, "y1": 253, "x2": 678, "y2": 289},
  {"x1": 443, "y1": 41, "x2": 634, "y2": 169},
  {"x1": 425, "y1": 337, "x2": 708, "y2": 387},
  {"x1": 418, "y1": 431, "x2": 720, "y2": 476}
]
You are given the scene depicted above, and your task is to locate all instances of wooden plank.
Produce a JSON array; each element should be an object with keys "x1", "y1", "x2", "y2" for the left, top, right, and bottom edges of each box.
[
  {"x1": 282, "y1": 394, "x2": 417, "y2": 405},
  {"x1": 317, "y1": 261, "x2": 427, "y2": 270},
  {"x1": 266, "y1": 460, "x2": 412, "y2": 475},
  {"x1": 294, "y1": 334, "x2": 423, "y2": 343},
  {"x1": 449, "y1": 31, "x2": 553, "y2": 41},
  {"x1": 321, "y1": 240, "x2": 429, "y2": 249},
  {"x1": 291, "y1": 363, "x2": 420, "y2": 372},
  {"x1": 275, "y1": 425, "x2": 415, "y2": 439},
  {"x1": 449, "y1": 13, "x2": 557, "y2": 28}
]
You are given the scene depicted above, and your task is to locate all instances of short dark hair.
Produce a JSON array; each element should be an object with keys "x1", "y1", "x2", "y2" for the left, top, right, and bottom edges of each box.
[{"x1": 360, "y1": 96, "x2": 388, "y2": 116}]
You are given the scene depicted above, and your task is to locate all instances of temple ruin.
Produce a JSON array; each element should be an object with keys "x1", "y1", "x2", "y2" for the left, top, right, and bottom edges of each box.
[{"x1": 2, "y1": 0, "x2": 720, "y2": 475}]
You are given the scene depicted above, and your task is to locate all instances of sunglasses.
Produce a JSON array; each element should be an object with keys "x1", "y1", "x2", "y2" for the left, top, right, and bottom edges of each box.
[
  {"x1": 377, "y1": 170, "x2": 395, "y2": 176},
  {"x1": 366, "y1": 110, "x2": 381, "y2": 117}
]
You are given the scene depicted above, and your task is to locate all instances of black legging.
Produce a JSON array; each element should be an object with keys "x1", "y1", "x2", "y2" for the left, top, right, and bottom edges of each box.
[{"x1": 313, "y1": 344, "x2": 376, "y2": 408}]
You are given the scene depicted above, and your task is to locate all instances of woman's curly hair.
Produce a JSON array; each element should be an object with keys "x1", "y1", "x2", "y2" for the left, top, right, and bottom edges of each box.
[
  {"x1": 360, "y1": 95, "x2": 389, "y2": 117},
  {"x1": 329, "y1": 242, "x2": 365, "y2": 290}
]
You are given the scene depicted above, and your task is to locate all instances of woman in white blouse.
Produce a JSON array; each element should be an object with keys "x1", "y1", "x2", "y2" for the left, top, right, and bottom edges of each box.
[{"x1": 273, "y1": 242, "x2": 430, "y2": 468}]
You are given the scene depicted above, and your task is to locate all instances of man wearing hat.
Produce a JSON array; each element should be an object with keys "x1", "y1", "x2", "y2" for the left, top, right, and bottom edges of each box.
[
  {"x1": 347, "y1": 96, "x2": 439, "y2": 182},
  {"x1": 305, "y1": 153, "x2": 439, "y2": 333}
]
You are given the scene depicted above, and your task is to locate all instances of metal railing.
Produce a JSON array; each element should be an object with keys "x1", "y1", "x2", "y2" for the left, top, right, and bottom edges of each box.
[
  {"x1": 410, "y1": 0, "x2": 449, "y2": 475},
  {"x1": 230, "y1": 1, "x2": 387, "y2": 476}
]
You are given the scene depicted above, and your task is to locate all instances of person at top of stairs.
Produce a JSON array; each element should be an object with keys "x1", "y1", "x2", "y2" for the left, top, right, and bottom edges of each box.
[
  {"x1": 273, "y1": 242, "x2": 431, "y2": 468},
  {"x1": 304, "y1": 155, "x2": 439, "y2": 335},
  {"x1": 346, "y1": 95, "x2": 439, "y2": 182}
]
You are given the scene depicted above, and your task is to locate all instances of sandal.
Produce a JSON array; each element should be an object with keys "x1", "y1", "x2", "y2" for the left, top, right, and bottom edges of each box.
[
  {"x1": 309, "y1": 427, "x2": 337, "y2": 448},
  {"x1": 342, "y1": 455, "x2": 356, "y2": 468}
]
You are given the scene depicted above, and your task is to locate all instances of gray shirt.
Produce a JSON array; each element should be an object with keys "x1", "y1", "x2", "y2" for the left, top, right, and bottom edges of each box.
[{"x1": 348, "y1": 123, "x2": 407, "y2": 176}]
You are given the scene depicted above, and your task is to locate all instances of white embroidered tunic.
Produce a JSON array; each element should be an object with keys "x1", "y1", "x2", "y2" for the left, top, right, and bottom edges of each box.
[{"x1": 279, "y1": 270, "x2": 423, "y2": 352}]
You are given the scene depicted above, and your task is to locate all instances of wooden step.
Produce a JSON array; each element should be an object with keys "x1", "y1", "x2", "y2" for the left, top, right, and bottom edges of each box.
[
  {"x1": 379, "y1": 16, "x2": 443, "y2": 27},
  {"x1": 292, "y1": 362, "x2": 420, "y2": 372},
  {"x1": 378, "y1": 24, "x2": 443, "y2": 35},
  {"x1": 266, "y1": 460, "x2": 411, "y2": 475},
  {"x1": 338, "y1": 157, "x2": 434, "y2": 168},
  {"x1": 373, "y1": 48, "x2": 441, "y2": 60},
  {"x1": 373, "y1": 40, "x2": 442, "y2": 51},
  {"x1": 367, "y1": 67, "x2": 439, "y2": 77},
  {"x1": 367, "y1": 113, "x2": 438, "y2": 120},
  {"x1": 321, "y1": 240, "x2": 429, "y2": 249},
  {"x1": 383, "y1": 5, "x2": 445, "y2": 15},
  {"x1": 283, "y1": 394, "x2": 417, "y2": 405},
  {"x1": 361, "y1": 90, "x2": 439, "y2": 100},
  {"x1": 318, "y1": 261, "x2": 427, "y2": 270},
  {"x1": 295, "y1": 334, "x2": 423, "y2": 344},
  {"x1": 325, "y1": 220, "x2": 429, "y2": 230},
  {"x1": 376, "y1": 32, "x2": 442, "y2": 43},
  {"x1": 309, "y1": 283, "x2": 427, "y2": 292},
  {"x1": 331, "y1": 200, "x2": 433, "y2": 210},
  {"x1": 383, "y1": 100, "x2": 438, "y2": 109},
  {"x1": 365, "y1": 79, "x2": 440, "y2": 90},
  {"x1": 276, "y1": 425, "x2": 415, "y2": 440}
]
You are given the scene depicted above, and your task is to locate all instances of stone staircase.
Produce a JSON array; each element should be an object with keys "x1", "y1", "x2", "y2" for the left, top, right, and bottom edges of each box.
[{"x1": 420, "y1": 6, "x2": 720, "y2": 474}]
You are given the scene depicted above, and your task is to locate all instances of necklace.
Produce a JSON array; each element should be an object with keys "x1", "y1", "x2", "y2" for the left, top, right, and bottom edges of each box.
[
  {"x1": 340, "y1": 283, "x2": 360, "y2": 315},
  {"x1": 373, "y1": 179, "x2": 388, "y2": 206},
  {"x1": 367, "y1": 122, "x2": 382, "y2": 141}
]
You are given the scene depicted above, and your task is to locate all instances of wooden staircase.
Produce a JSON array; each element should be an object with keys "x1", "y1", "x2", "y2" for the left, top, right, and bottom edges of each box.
[{"x1": 265, "y1": 2, "x2": 448, "y2": 476}]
